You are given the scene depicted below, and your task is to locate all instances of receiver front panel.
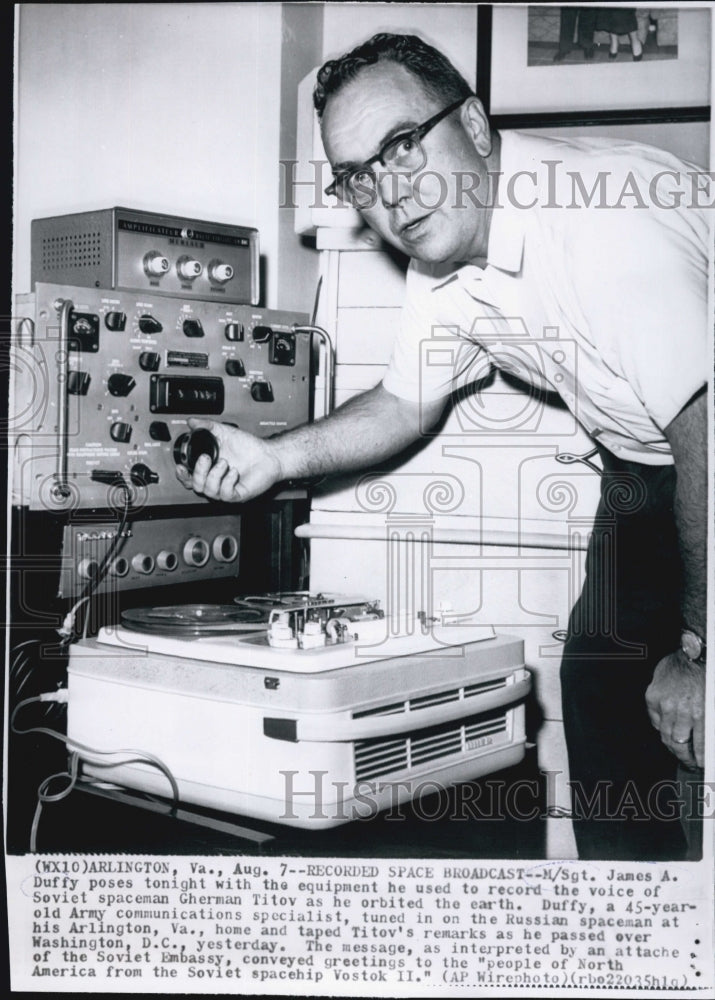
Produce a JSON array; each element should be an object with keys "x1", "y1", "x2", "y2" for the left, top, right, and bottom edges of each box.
[{"x1": 12, "y1": 283, "x2": 310, "y2": 510}]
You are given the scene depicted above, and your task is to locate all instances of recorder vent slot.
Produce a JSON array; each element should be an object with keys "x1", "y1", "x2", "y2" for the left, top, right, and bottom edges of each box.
[
  {"x1": 464, "y1": 677, "x2": 508, "y2": 698},
  {"x1": 354, "y1": 709, "x2": 509, "y2": 782},
  {"x1": 353, "y1": 677, "x2": 509, "y2": 721}
]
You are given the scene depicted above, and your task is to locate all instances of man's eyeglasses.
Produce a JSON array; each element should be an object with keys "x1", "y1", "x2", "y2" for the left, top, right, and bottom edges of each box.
[{"x1": 325, "y1": 97, "x2": 465, "y2": 209}]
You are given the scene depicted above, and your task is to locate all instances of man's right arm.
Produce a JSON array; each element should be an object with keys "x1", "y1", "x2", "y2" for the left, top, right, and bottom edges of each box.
[{"x1": 177, "y1": 382, "x2": 446, "y2": 503}]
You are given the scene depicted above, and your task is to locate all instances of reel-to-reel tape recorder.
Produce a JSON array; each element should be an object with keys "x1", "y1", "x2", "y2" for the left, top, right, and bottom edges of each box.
[{"x1": 67, "y1": 592, "x2": 530, "y2": 829}]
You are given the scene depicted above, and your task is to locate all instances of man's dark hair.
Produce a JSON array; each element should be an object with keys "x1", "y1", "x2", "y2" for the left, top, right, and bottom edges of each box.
[{"x1": 313, "y1": 32, "x2": 474, "y2": 119}]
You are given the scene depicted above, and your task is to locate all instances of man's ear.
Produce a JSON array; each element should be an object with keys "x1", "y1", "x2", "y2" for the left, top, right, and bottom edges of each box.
[{"x1": 461, "y1": 97, "x2": 492, "y2": 158}]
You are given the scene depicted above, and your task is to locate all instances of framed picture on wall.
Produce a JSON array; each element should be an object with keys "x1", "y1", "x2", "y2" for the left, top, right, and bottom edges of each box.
[{"x1": 477, "y1": 5, "x2": 711, "y2": 128}]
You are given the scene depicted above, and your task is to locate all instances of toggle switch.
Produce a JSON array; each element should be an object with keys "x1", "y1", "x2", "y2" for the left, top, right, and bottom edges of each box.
[
  {"x1": 110, "y1": 421, "x2": 132, "y2": 443},
  {"x1": 138, "y1": 314, "x2": 163, "y2": 334},
  {"x1": 139, "y1": 351, "x2": 161, "y2": 372},
  {"x1": 250, "y1": 380, "x2": 274, "y2": 402},
  {"x1": 67, "y1": 370, "x2": 91, "y2": 395},
  {"x1": 182, "y1": 318, "x2": 204, "y2": 338},
  {"x1": 105, "y1": 310, "x2": 127, "y2": 331},
  {"x1": 107, "y1": 372, "x2": 136, "y2": 396},
  {"x1": 225, "y1": 358, "x2": 245, "y2": 377}
]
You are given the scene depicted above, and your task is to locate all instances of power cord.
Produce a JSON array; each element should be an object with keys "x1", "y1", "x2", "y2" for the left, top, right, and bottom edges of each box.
[{"x1": 12, "y1": 692, "x2": 179, "y2": 851}]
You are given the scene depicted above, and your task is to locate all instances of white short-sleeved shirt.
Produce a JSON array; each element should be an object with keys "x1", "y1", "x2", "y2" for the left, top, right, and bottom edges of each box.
[{"x1": 382, "y1": 131, "x2": 710, "y2": 464}]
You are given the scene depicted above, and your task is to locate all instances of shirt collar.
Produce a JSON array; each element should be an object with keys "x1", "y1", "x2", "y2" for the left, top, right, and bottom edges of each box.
[
  {"x1": 425, "y1": 132, "x2": 526, "y2": 293},
  {"x1": 480, "y1": 132, "x2": 525, "y2": 274}
]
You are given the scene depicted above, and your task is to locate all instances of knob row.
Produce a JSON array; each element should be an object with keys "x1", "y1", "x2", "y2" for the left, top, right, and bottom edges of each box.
[
  {"x1": 104, "y1": 313, "x2": 259, "y2": 344},
  {"x1": 143, "y1": 251, "x2": 234, "y2": 285},
  {"x1": 76, "y1": 533, "x2": 238, "y2": 580}
]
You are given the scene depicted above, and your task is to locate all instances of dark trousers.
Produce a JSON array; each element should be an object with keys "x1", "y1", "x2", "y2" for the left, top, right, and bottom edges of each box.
[
  {"x1": 560, "y1": 448, "x2": 695, "y2": 860},
  {"x1": 557, "y1": 7, "x2": 597, "y2": 54}
]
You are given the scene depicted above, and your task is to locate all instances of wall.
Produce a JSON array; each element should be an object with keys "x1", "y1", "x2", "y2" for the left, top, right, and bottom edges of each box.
[
  {"x1": 322, "y1": 2, "x2": 478, "y2": 84},
  {"x1": 14, "y1": 3, "x2": 285, "y2": 306},
  {"x1": 277, "y1": 4, "x2": 323, "y2": 313}
]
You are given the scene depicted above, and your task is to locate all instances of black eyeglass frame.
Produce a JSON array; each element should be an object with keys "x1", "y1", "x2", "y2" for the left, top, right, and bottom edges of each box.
[{"x1": 325, "y1": 97, "x2": 467, "y2": 204}]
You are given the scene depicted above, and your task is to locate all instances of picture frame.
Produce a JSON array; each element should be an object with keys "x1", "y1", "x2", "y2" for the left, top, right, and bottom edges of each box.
[{"x1": 477, "y1": 4, "x2": 711, "y2": 128}]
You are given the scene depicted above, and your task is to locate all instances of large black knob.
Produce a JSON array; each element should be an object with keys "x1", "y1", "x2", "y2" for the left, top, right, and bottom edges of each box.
[
  {"x1": 250, "y1": 380, "x2": 274, "y2": 402},
  {"x1": 173, "y1": 428, "x2": 219, "y2": 473},
  {"x1": 183, "y1": 319, "x2": 204, "y2": 338},
  {"x1": 107, "y1": 373, "x2": 136, "y2": 397},
  {"x1": 149, "y1": 420, "x2": 171, "y2": 441},
  {"x1": 139, "y1": 351, "x2": 160, "y2": 372},
  {"x1": 138, "y1": 314, "x2": 163, "y2": 334},
  {"x1": 105, "y1": 310, "x2": 127, "y2": 331},
  {"x1": 130, "y1": 463, "x2": 159, "y2": 486},
  {"x1": 225, "y1": 322, "x2": 244, "y2": 342},
  {"x1": 225, "y1": 358, "x2": 245, "y2": 377},
  {"x1": 67, "y1": 370, "x2": 91, "y2": 395},
  {"x1": 110, "y1": 421, "x2": 132, "y2": 443}
]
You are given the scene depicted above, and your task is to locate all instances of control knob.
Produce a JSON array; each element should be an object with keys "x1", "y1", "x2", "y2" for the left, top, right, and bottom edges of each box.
[
  {"x1": 110, "y1": 421, "x2": 132, "y2": 443},
  {"x1": 224, "y1": 322, "x2": 244, "y2": 342},
  {"x1": 139, "y1": 351, "x2": 160, "y2": 372},
  {"x1": 177, "y1": 255, "x2": 203, "y2": 281},
  {"x1": 138, "y1": 314, "x2": 163, "y2": 334},
  {"x1": 130, "y1": 463, "x2": 159, "y2": 487},
  {"x1": 173, "y1": 428, "x2": 219, "y2": 473},
  {"x1": 143, "y1": 251, "x2": 170, "y2": 278},
  {"x1": 250, "y1": 380, "x2": 274, "y2": 402},
  {"x1": 105, "y1": 311, "x2": 127, "y2": 331},
  {"x1": 182, "y1": 318, "x2": 204, "y2": 338},
  {"x1": 107, "y1": 373, "x2": 136, "y2": 397},
  {"x1": 209, "y1": 259, "x2": 234, "y2": 284}
]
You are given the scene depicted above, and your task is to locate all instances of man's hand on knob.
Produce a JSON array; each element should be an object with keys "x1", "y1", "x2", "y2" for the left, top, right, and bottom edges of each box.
[{"x1": 175, "y1": 419, "x2": 285, "y2": 503}]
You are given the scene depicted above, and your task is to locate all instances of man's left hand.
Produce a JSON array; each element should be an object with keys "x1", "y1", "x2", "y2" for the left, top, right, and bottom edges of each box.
[{"x1": 645, "y1": 650, "x2": 705, "y2": 769}]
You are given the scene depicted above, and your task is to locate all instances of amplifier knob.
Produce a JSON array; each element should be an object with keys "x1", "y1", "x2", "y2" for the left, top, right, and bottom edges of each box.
[
  {"x1": 138, "y1": 314, "x2": 163, "y2": 334},
  {"x1": 139, "y1": 351, "x2": 160, "y2": 372},
  {"x1": 225, "y1": 358, "x2": 245, "y2": 377},
  {"x1": 105, "y1": 310, "x2": 127, "y2": 331},
  {"x1": 212, "y1": 534, "x2": 239, "y2": 563},
  {"x1": 209, "y1": 260, "x2": 234, "y2": 284},
  {"x1": 251, "y1": 325, "x2": 272, "y2": 343},
  {"x1": 77, "y1": 558, "x2": 99, "y2": 581},
  {"x1": 131, "y1": 553, "x2": 155, "y2": 575},
  {"x1": 156, "y1": 551, "x2": 178, "y2": 571},
  {"x1": 143, "y1": 251, "x2": 170, "y2": 278},
  {"x1": 250, "y1": 380, "x2": 274, "y2": 402},
  {"x1": 109, "y1": 557, "x2": 129, "y2": 577},
  {"x1": 177, "y1": 255, "x2": 203, "y2": 281},
  {"x1": 183, "y1": 537, "x2": 210, "y2": 567},
  {"x1": 107, "y1": 373, "x2": 136, "y2": 396},
  {"x1": 110, "y1": 421, "x2": 132, "y2": 443}
]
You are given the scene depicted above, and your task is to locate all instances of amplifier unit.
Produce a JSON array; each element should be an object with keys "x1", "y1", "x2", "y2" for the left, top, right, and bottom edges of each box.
[{"x1": 31, "y1": 207, "x2": 259, "y2": 305}]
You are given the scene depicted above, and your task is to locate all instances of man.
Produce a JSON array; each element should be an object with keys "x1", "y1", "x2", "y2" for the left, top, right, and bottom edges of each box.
[{"x1": 178, "y1": 34, "x2": 708, "y2": 860}]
